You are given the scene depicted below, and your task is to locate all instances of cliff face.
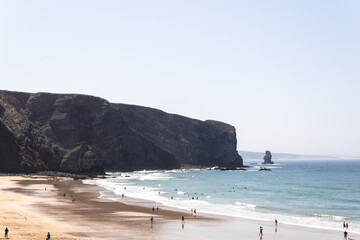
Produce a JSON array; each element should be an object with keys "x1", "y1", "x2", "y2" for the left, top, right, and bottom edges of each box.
[
  {"x1": 114, "y1": 104, "x2": 242, "y2": 167},
  {"x1": 0, "y1": 90, "x2": 243, "y2": 173}
]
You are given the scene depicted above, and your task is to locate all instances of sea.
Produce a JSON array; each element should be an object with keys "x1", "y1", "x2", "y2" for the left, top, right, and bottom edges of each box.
[{"x1": 84, "y1": 160, "x2": 360, "y2": 233}]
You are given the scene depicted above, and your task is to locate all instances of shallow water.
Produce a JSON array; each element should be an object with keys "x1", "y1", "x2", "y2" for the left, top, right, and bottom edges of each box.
[{"x1": 84, "y1": 160, "x2": 360, "y2": 233}]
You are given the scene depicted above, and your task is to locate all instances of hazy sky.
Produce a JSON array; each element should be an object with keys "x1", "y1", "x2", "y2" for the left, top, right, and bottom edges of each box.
[{"x1": 1, "y1": 1, "x2": 359, "y2": 156}]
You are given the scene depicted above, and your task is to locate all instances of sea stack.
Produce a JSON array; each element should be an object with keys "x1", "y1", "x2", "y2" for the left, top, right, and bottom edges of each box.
[{"x1": 262, "y1": 150, "x2": 274, "y2": 164}]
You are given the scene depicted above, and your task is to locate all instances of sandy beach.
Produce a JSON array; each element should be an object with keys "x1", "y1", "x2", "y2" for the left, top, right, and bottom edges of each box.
[{"x1": 0, "y1": 175, "x2": 359, "y2": 240}]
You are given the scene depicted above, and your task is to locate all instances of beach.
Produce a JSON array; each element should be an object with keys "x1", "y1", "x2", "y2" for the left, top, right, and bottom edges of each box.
[{"x1": 0, "y1": 175, "x2": 359, "y2": 240}]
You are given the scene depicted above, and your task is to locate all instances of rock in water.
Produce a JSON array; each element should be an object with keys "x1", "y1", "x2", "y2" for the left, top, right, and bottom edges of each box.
[{"x1": 262, "y1": 150, "x2": 274, "y2": 164}]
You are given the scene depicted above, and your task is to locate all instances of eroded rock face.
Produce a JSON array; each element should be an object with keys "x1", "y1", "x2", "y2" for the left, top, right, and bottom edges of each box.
[
  {"x1": 263, "y1": 150, "x2": 274, "y2": 164},
  {"x1": 0, "y1": 92, "x2": 63, "y2": 173},
  {"x1": 60, "y1": 142, "x2": 103, "y2": 174},
  {"x1": 0, "y1": 90, "x2": 243, "y2": 173}
]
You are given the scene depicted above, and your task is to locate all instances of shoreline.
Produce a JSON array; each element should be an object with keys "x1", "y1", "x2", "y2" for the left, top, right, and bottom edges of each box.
[
  {"x1": 0, "y1": 175, "x2": 359, "y2": 240},
  {"x1": 86, "y1": 171, "x2": 360, "y2": 236},
  {"x1": 86, "y1": 176, "x2": 360, "y2": 236}
]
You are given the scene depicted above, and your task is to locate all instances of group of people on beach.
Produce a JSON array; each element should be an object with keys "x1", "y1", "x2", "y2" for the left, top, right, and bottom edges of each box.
[
  {"x1": 343, "y1": 222, "x2": 350, "y2": 239},
  {"x1": 62, "y1": 192, "x2": 76, "y2": 202},
  {"x1": 258, "y1": 219, "x2": 279, "y2": 239},
  {"x1": 149, "y1": 207, "x2": 197, "y2": 230}
]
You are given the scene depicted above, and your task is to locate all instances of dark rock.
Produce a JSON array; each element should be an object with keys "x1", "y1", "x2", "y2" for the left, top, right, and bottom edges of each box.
[
  {"x1": 259, "y1": 167, "x2": 271, "y2": 171},
  {"x1": 0, "y1": 90, "x2": 243, "y2": 173},
  {"x1": 0, "y1": 121, "x2": 22, "y2": 172},
  {"x1": 262, "y1": 150, "x2": 274, "y2": 164},
  {"x1": 0, "y1": 91, "x2": 63, "y2": 173},
  {"x1": 114, "y1": 105, "x2": 243, "y2": 168}
]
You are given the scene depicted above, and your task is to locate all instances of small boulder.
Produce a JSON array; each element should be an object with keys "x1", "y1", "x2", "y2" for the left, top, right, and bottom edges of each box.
[{"x1": 259, "y1": 167, "x2": 271, "y2": 171}]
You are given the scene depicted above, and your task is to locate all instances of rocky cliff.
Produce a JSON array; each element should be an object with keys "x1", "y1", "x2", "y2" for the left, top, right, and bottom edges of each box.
[{"x1": 0, "y1": 90, "x2": 243, "y2": 173}]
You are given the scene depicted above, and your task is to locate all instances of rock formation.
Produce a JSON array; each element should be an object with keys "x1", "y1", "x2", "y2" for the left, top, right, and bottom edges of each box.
[
  {"x1": 262, "y1": 150, "x2": 274, "y2": 164},
  {"x1": 0, "y1": 90, "x2": 243, "y2": 173}
]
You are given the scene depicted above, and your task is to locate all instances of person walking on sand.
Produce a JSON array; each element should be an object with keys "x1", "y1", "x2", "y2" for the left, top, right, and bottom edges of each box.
[
  {"x1": 344, "y1": 230, "x2": 348, "y2": 240},
  {"x1": 46, "y1": 232, "x2": 51, "y2": 240},
  {"x1": 259, "y1": 226, "x2": 263, "y2": 237},
  {"x1": 150, "y1": 216, "x2": 154, "y2": 228},
  {"x1": 275, "y1": 219, "x2": 278, "y2": 232},
  {"x1": 4, "y1": 228, "x2": 8, "y2": 238},
  {"x1": 182, "y1": 216, "x2": 185, "y2": 229}
]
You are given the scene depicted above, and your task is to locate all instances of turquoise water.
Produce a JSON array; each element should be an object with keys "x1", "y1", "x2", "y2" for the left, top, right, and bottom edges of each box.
[{"x1": 85, "y1": 160, "x2": 360, "y2": 233}]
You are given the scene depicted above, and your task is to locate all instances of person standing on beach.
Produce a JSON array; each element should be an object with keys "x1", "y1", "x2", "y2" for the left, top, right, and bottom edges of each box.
[
  {"x1": 4, "y1": 228, "x2": 8, "y2": 238},
  {"x1": 346, "y1": 223, "x2": 349, "y2": 229},
  {"x1": 181, "y1": 216, "x2": 185, "y2": 229},
  {"x1": 344, "y1": 230, "x2": 348, "y2": 239},
  {"x1": 275, "y1": 219, "x2": 278, "y2": 232},
  {"x1": 343, "y1": 222, "x2": 346, "y2": 229},
  {"x1": 150, "y1": 216, "x2": 154, "y2": 228},
  {"x1": 193, "y1": 209, "x2": 197, "y2": 218},
  {"x1": 46, "y1": 232, "x2": 51, "y2": 240}
]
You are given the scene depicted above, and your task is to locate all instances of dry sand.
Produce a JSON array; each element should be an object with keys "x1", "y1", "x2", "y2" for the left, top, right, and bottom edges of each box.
[{"x1": 0, "y1": 176, "x2": 359, "y2": 240}]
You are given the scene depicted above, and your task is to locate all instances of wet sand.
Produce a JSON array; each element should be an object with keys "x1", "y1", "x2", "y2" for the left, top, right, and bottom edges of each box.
[{"x1": 0, "y1": 176, "x2": 358, "y2": 240}]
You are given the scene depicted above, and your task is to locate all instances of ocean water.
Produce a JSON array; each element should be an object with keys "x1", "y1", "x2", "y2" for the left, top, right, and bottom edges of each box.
[{"x1": 84, "y1": 160, "x2": 360, "y2": 233}]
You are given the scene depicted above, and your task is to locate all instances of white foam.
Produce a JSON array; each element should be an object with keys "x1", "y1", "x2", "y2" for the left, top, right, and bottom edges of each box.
[
  {"x1": 235, "y1": 201, "x2": 256, "y2": 208},
  {"x1": 308, "y1": 213, "x2": 348, "y2": 220},
  {"x1": 139, "y1": 173, "x2": 174, "y2": 181}
]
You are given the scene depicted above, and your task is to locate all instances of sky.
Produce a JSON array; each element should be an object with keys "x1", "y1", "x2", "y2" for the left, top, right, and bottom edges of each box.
[{"x1": 0, "y1": 1, "x2": 359, "y2": 156}]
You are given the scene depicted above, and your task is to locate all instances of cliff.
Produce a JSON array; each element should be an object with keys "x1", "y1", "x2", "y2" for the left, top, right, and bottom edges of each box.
[{"x1": 0, "y1": 90, "x2": 243, "y2": 173}]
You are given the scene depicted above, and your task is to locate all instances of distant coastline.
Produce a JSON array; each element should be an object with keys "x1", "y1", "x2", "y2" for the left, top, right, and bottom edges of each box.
[{"x1": 238, "y1": 150, "x2": 360, "y2": 161}]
